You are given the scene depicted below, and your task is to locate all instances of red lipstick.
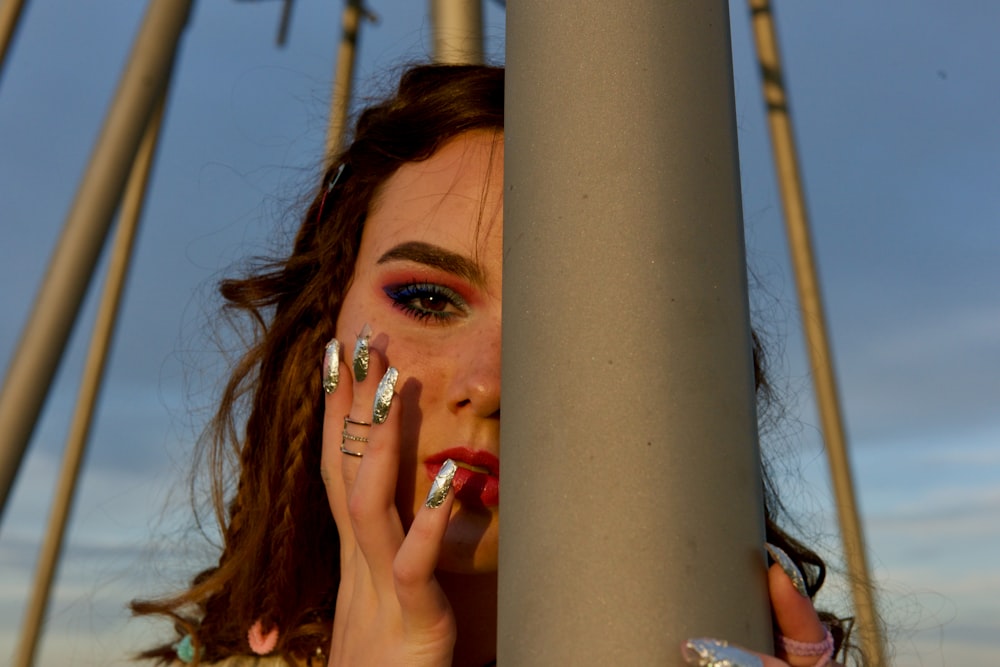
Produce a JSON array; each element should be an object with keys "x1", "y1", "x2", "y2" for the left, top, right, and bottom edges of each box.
[{"x1": 425, "y1": 448, "x2": 499, "y2": 507}]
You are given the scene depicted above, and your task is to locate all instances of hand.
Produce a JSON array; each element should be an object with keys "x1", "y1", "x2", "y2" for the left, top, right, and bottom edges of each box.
[
  {"x1": 681, "y1": 543, "x2": 843, "y2": 667},
  {"x1": 320, "y1": 334, "x2": 458, "y2": 667}
]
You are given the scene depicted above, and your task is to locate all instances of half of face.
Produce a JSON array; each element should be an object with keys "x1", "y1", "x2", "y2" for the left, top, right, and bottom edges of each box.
[{"x1": 334, "y1": 130, "x2": 504, "y2": 574}]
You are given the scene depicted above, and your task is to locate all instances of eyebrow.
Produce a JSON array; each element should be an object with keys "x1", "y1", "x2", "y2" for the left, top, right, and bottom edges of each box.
[{"x1": 377, "y1": 241, "x2": 487, "y2": 287}]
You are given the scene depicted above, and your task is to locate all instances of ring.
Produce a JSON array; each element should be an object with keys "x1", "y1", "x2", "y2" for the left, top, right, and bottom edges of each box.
[
  {"x1": 777, "y1": 627, "x2": 834, "y2": 667},
  {"x1": 340, "y1": 443, "x2": 364, "y2": 457},
  {"x1": 340, "y1": 415, "x2": 371, "y2": 457},
  {"x1": 341, "y1": 429, "x2": 368, "y2": 443}
]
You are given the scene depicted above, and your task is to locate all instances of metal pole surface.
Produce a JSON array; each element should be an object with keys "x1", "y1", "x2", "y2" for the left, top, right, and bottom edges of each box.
[
  {"x1": 325, "y1": 0, "x2": 368, "y2": 162},
  {"x1": 501, "y1": 2, "x2": 771, "y2": 664},
  {"x1": 0, "y1": 0, "x2": 27, "y2": 84},
  {"x1": 13, "y1": 90, "x2": 168, "y2": 667},
  {"x1": 0, "y1": 0, "x2": 192, "y2": 520},
  {"x1": 430, "y1": 0, "x2": 482, "y2": 64},
  {"x1": 748, "y1": 2, "x2": 886, "y2": 664},
  {"x1": 276, "y1": 0, "x2": 294, "y2": 46}
]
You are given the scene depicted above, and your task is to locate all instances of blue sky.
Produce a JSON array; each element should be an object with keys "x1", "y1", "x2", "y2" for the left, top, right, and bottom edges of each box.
[{"x1": 1, "y1": 2, "x2": 998, "y2": 665}]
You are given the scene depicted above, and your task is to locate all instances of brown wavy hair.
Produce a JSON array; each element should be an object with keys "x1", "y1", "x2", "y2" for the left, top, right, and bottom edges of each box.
[{"x1": 132, "y1": 63, "x2": 863, "y2": 665}]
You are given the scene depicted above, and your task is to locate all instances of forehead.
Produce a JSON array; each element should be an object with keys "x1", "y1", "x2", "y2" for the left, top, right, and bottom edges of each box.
[{"x1": 366, "y1": 131, "x2": 504, "y2": 253}]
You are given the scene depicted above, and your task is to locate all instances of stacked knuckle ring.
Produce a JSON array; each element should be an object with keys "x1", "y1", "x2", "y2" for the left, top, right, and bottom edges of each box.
[{"x1": 340, "y1": 416, "x2": 371, "y2": 457}]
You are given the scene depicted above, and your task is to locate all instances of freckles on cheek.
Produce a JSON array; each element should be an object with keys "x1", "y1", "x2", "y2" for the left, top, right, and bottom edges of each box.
[{"x1": 391, "y1": 356, "x2": 451, "y2": 419}]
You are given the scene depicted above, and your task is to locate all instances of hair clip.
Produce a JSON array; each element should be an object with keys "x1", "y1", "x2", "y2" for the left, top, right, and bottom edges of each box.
[
  {"x1": 315, "y1": 162, "x2": 348, "y2": 224},
  {"x1": 329, "y1": 162, "x2": 347, "y2": 190}
]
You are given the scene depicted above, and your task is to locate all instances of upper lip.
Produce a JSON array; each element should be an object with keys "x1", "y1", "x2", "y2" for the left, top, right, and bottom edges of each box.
[{"x1": 426, "y1": 447, "x2": 499, "y2": 477}]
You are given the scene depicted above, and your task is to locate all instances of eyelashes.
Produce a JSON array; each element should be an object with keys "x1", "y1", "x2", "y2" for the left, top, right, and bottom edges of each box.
[{"x1": 383, "y1": 281, "x2": 469, "y2": 323}]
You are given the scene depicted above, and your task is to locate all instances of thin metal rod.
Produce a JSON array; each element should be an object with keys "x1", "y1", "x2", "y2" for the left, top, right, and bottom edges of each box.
[
  {"x1": 0, "y1": 0, "x2": 192, "y2": 521},
  {"x1": 276, "y1": 0, "x2": 294, "y2": 46},
  {"x1": 501, "y1": 1, "x2": 770, "y2": 663},
  {"x1": 0, "y1": 0, "x2": 27, "y2": 85},
  {"x1": 747, "y1": 1, "x2": 886, "y2": 663},
  {"x1": 324, "y1": 0, "x2": 368, "y2": 161},
  {"x1": 430, "y1": 0, "x2": 483, "y2": 64},
  {"x1": 13, "y1": 89, "x2": 168, "y2": 667}
]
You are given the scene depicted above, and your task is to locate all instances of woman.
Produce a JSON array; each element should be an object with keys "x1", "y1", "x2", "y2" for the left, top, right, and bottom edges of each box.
[{"x1": 134, "y1": 64, "x2": 859, "y2": 666}]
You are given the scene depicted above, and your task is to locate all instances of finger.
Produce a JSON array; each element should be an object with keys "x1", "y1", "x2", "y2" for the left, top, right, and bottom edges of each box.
[
  {"x1": 320, "y1": 338, "x2": 356, "y2": 539},
  {"x1": 340, "y1": 335, "x2": 388, "y2": 499},
  {"x1": 766, "y1": 544, "x2": 831, "y2": 666},
  {"x1": 346, "y1": 345, "x2": 407, "y2": 577},
  {"x1": 394, "y1": 460, "x2": 457, "y2": 627},
  {"x1": 338, "y1": 324, "x2": 378, "y2": 493}
]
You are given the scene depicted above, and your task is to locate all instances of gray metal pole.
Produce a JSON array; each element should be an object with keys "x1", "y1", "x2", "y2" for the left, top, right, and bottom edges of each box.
[
  {"x1": 430, "y1": 0, "x2": 482, "y2": 64},
  {"x1": 501, "y1": 2, "x2": 771, "y2": 665},
  {"x1": 0, "y1": 0, "x2": 192, "y2": 520},
  {"x1": 13, "y1": 89, "x2": 168, "y2": 667},
  {"x1": 748, "y1": 2, "x2": 886, "y2": 664}
]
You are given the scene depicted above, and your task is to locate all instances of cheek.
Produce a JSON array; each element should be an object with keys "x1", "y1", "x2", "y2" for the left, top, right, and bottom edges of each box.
[
  {"x1": 334, "y1": 283, "x2": 363, "y2": 341},
  {"x1": 334, "y1": 280, "x2": 388, "y2": 349},
  {"x1": 394, "y1": 348, "x2": 450, "y2": 393}
]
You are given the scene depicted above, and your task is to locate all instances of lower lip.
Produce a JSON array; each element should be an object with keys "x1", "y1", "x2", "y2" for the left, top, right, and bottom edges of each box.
[{"x1": 425, "y1": 458, "x2": 499, "y2": 507}]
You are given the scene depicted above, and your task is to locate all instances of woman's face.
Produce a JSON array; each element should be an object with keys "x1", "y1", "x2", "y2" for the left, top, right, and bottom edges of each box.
[{"x1": 334, "y1": 131, "x2": 503, "y2": 573}]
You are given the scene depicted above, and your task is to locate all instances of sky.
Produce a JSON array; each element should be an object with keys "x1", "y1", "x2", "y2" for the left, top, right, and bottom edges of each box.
[{"x1": 1, "y1": 1, "x2": 998, "y2": 665}]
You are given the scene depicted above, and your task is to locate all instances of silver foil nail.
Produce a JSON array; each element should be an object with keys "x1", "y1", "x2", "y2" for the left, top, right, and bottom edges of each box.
[
  {"x1": 682, "y1": 639, "x2": 764, "y2": 667},
  {"x1": 372, "y1": 366, "x2": 398, "y2": 425},
  {"x1": 353, "y1": 323, "x2": 372, "y2": 382},
  {"x1": 322, "y1": 338, "x2": 340, "y2": 394},
  {"x1": 766, "y1": 542, "x2": 809, "y2": 598},
  {"x1": 425, "y1": 459, "x2": 458, "y2": 508}
]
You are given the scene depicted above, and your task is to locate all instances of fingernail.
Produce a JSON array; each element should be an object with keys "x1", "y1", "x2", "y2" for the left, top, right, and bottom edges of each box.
[
  {"x1": 766, "y1": 542, "x2": 809, "y2": 597},
  {"x1": 372, "y1": 366, "x2": 398, "y2": 424},
  {"x1": 681, "y1": 638, "x2": 763, "y2": 667},
  {"x1": 353, "y1": 323, "x2": 372, "y2": 382},
  {"x1": 322, "y1": 338, "x2": 340, "y2": 394},
  {"x1": 425, "y1": 459, "x2": 458, "y2": 508}
]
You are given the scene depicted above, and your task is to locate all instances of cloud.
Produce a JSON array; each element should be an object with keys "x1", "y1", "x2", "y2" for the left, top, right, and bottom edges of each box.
[{"x1": 836, "y1": 303, "x2": 1000, "y2": 442}]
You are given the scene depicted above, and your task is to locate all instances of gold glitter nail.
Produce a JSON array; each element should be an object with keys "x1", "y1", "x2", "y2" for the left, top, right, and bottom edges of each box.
[
  {"x1": 681, "y1": 638, "x2": 763, "y2": 667},
  {"x1": 766, "y1": 542, "x2": 809, "y2": 598},
  {"x1": 353, "y1": 324, "x2": 372, "y2": 382},
  {"x1": 372, "y1": 367, "x2": 398, "y2": 424},
  {"x1": 322, "y1": 338, "x2": 340, "y2": 394},
  {"x1": 425, "y1": 459, "x2": 457, "y2": 509}
]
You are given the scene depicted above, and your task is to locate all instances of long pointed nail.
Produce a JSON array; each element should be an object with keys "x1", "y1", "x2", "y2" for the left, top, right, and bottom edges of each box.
[
  {"x1": 322, "y1": 338, "x2": 340, "y2": 394},
  {"x1": 353, "y1": 323, "x2": 372, "y2": 382},
  {"x1": 766, "y1": 542, "x2": 809, "y2": 597},
  {"x1": 372, "y1": 367, "x2": 398, "y2": 424},
  {"x1": 425, "y1": 459, "x2": 458, "y2": 508},
  {"x1": 682, "y1": 638, "x2": 763, "y2": 667}
]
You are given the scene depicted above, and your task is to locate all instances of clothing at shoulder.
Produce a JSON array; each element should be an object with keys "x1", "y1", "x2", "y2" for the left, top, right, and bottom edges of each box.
[{"x1": 173, "y1": 657, "x2": 302, "y2": 667}]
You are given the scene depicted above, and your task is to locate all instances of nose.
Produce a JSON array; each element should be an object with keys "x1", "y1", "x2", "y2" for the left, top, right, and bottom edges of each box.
[{"x1": 447, "y1": 324, "x2": 501, "y2": 419}]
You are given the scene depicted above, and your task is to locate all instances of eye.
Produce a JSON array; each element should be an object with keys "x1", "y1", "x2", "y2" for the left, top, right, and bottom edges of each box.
[{"x1": 383, "y1": 282, "x2": 469, "y2": 323}]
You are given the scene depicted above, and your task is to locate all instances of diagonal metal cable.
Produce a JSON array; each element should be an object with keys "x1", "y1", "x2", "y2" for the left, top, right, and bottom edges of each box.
[
  {"x1": 325, "y1": 0, "x2": 378, "y2": 161},
  {"x1": 747, "y1": 1, "x2": 887, "y2": 663},
  {"x1": 14, "y1": 87, "x2": 171, "y2": 667},
  {"x1": 0, "y1": 0, "x2": 28, "y2": 86},
  {"x1": 0, "y1": 0, "x2": 193, "y2": 522}
]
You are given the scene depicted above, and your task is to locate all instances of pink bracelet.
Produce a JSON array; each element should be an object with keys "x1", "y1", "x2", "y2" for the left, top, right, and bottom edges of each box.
[{"x1": 777, "y1": 626, "x2": 834, "y2": 667}]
